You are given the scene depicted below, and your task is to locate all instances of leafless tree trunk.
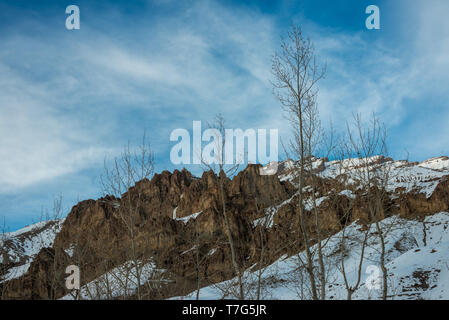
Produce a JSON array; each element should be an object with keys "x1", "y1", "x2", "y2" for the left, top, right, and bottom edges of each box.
[
  {"x1": 346, "y1": 113, "x2": 390, "y2": 300},
  {"x1": 254, "y1": 200, "x2": 270, "y2": 300},
  {"x1": 201, "y1": 114, "x2": 243, "y2": 299},
  {"x1": 33, "y1": 195, "x2": 66, "y2": 300},
  {"x1": 324, "y1": 141, "x2": 370, "y2": 300},
  {"x1": 256, "y1": 226, "x2": 266, "y2": 300},
  {"x1": 271, "y1": 24, "x2": 326, "y2": 300},
  {"x1": 336, "y1": 184, "x2": 369, "y2": 300},
  {"x1": 101, "y1": 131, "x2": 155, "y2": 300},
  {"x1": 189, "y1": 231, "x2": 212, "y2": 300}
]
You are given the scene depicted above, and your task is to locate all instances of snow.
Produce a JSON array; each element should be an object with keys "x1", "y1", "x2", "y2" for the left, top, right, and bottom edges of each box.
[
  {"x1": 1, "y1": 219, "x2": 64, "y2": 283},
  {"x1": 60, "y1": 260, "x2": 168, "y2": 300},
  {"x1": 419, "y1": 157, "x2": 449, "y2": 171},
  {"x1": 339, "y1": 189, "x2": 356, "y2": 199},
  {"x1": 259, "y1": 161, "x2": 279, "y2": 175},
  {"x1": 173, "y1": 212, "x2": 449, "y2": 300},
  {"x1": 278, "y1": 156, "x2": 449, "y2": 199},
  {"x1": 176, "y1": 211, "x2": 202, "y2": 224},
  {"x1": 2, "y1": 221, "x2": 54, "y2": 239},
  {"x1": 173, "y1": 207, "x2": 202, "y2": 223},
  {"x1": 253, "y1": 192, "x2": 333, "y2": 228},
  {"x1": 304, "y1": 196, "x2": 328, "y2": 211},
  {"x1": 64, "y1": 245, "x2": 75, "y2": 258},
  {"x1": 1, "y1": 263, "x2": 32, "y2": 283},
  {"x1": 253, "y1": 196, "x2": 295, "y2": 228}
]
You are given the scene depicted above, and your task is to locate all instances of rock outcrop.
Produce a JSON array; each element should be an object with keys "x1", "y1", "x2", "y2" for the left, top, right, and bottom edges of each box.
[{"x1": 2, "y1": 157, "x2": 449, "y2": 300}]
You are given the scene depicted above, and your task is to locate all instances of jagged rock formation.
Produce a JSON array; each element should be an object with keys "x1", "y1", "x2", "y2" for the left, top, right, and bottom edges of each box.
[
  {"x1": 1, "y1": 156, "x2": 449, "y2": 299},
  {"x1": 1, "y1": 164, "x2": 294, "y2": 299}
]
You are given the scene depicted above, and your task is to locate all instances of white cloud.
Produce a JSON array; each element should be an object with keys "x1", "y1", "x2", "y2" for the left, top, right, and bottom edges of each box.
[{"x1": 0, "y1": 61, "x2": 115, "y2": 193}]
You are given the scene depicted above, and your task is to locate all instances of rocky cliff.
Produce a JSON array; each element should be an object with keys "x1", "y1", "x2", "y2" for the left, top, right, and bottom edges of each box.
[{"x1": 1, "y1": 156, "x2": 449, "y2": 299}]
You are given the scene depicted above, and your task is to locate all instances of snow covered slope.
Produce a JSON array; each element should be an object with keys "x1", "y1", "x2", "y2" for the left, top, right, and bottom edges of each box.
[
  {"x1": 279, "y1": 156, "x2": 449, "y2": 198},
  {"x1": 169, "y1": 156, "x2": 449, "y2": 300},
  {"x1": 0, "y1": 219, "x2": 64, "y2": 282},
  {"x1": 60, "y1": 260, "x2": 168, "y2": 300},
  {"x1": 173, "y1": 212, "x2": 449, "y2": 300}
]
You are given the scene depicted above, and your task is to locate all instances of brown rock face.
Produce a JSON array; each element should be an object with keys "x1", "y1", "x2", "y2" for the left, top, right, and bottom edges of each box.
[
  {"x1": 2, "y1": 164, "x2": 294, "y2": 299},
  {"x1": 3, "y1": 248, "x2": 69, "y2": 300},
  {"x1": 394, "y1": 177, "x2": 449, "y2": 219}
]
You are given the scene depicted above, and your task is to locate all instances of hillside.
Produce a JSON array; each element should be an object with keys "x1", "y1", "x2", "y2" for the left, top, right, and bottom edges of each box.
[
  {"x1": 171, "y1": 212, "x2": 449, "y2": 300},
  {"x1": 1, "y1": 156, "x2": 449, "y2": 300},
  {"x1": 0, "y1": 220, "x2": 63, "y2": 284}
]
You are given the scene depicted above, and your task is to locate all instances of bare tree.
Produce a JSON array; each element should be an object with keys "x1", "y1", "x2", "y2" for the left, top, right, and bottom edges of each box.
[
  {"x1": 47, "y1": 196, "x2": 65, "y2": 300},
  {"x1": 303, "y1": 101, "x2": 338, "y2": 299},
  {"x1": 271, "y1": 24, "x2": 326, "y2": 300},
  {"x1": 188, "y1": 231, "x2": 214, "y2": 300},
  {"x1": 101, "y1": 131, "x2": 155, "y2": 300},
  {"x1": 327, "y1": 143, "x2": 371, "y2": 300},
  {"x1": 23, "y1": 195, "x2": 66, "y2": 300},
  {"x1": 199, "y1": 114, "x2": 244, "y2": 299},
  {"x1": 253, "y1": 200, "x2": 272, "y2": 300},
  {"x1": 346, "y1": 113, "x2": 391, "y2": 300},
  {"x1": 255, "y1": 220, "x2": 269, "y2": 300}
]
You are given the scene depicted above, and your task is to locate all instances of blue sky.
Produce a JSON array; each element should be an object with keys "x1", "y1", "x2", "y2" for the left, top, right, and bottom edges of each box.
[{"x1": 1, "y1": 0, "x2": 449, "y2": 231}]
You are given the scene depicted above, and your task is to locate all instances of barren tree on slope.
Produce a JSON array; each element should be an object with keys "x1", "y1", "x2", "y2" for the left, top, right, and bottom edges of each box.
[
  {"x1": 330, "y1": 144, "x2": 371, "y2": 300},
  {"x1": 189, "y1": 231, "x2": 216, "y2": 300},
  {"x1": 346, "y1": 113, "x2": 391, "y2": 300},
  {"x1": 31, "y1": 195, "x2": 66, "y2": 300},
  {"x1": 271, "y1": 24, "x2": 326, "y2": 300},
  {"x1": 199, "y1": 114, "x2": 243, "y2": 299},
  {"x1": 101, "y1": 132, "x2": 155, "y2": 300}
]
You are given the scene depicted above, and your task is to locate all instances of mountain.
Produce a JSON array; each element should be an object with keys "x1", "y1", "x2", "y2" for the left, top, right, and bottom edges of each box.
[
  {"x1": 0, "y1": 220, "x2": 63, "y2": 283},
  {"x1": 1, "y1": 156, "x2": 449, "y2": 300}
]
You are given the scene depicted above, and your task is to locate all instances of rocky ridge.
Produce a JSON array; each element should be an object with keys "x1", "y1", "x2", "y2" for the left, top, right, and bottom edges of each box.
[{"x1": 1, "y1": 156, "x2": 449, "y2": 299}]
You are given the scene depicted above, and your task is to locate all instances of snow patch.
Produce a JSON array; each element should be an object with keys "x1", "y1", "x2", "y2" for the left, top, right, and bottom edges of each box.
[{"x1": 176, "y1": 211, "x2": 202, "y2": 224}]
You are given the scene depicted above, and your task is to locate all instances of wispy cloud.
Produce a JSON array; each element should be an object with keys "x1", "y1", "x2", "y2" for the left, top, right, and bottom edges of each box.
[{"x1": 0, "y1": 60, "x2": 116, "y2": 193}]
